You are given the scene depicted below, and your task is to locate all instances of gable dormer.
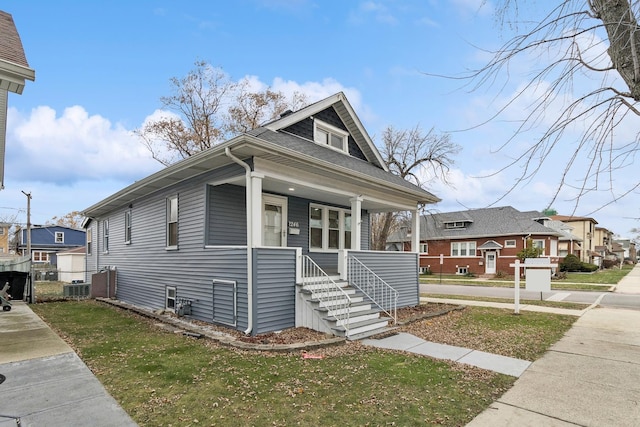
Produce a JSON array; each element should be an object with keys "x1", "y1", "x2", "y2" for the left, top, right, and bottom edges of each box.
[{"x1": 264, "y1": 92, "x2": 387, "y2": 170}]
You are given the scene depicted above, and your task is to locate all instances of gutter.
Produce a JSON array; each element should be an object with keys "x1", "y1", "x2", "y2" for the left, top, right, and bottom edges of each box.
[{"x1": 224, "y1": 147, "x2": 253, "y2": 335}]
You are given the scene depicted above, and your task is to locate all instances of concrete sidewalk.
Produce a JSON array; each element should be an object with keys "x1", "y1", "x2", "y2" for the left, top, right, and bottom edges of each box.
[
  {"x1": 467, "y1": 306, "x2": 640, "y2": 426},
  {"x1": 0, "y1": 302, "x2": 136, "y2": 427}
]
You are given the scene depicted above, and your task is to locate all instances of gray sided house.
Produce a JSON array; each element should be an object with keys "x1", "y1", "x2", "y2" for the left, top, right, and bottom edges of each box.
[{"x1": 82, "y1": 92, "x2": 439, "y2": 338}]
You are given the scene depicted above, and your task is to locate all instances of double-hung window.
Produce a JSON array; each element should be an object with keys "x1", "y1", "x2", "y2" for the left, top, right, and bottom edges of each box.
[
  {"x1": 124, "y1": 210, "x2": 132, "y2": 244},
  {"x1": 103, "y1": 220, "x2": 109, "y2": 253},
  {"x1": 451, "y1": 241, "x2": 476, "y2": 256},
  {"x1": 309, "y1": 204, "x2": 351, "y2": 251},
  {"x1": 86, "y1": 228, "x2": 92, "y2": 255},
  {"x1": 167, "y1": 195, "x2": 178, "y2": 249},
  {"x1": 314, "y1": 120, "x2": 348, "y2": 152},
  {"x1": 55, "y1": 232, "x2": 64, "y2": 243}
]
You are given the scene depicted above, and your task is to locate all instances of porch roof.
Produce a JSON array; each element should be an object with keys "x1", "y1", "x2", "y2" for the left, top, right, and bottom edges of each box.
[{"x1": 83, "y1": 132, "x2": 439, "y2": 219}]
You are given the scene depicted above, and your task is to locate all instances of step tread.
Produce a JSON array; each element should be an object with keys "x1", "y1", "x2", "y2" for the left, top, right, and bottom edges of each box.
[{"x1": 331, "y1": 316, "x2": 392, "y2": 332}]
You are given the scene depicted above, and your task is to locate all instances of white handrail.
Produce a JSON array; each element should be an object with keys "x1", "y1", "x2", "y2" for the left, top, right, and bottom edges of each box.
[
  {"x1": 301, "y1": 255, "x2": 352, "y2": 332},
  {"x1": 347, "y1": 256, "x2": 398, "y2": 323}
]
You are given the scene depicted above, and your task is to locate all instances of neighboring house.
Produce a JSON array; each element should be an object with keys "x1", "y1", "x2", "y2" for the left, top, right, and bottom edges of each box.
[
  {"x1": 0, "y1": 10, "x2": 35, "y2": 190},
  {"x1": 57, "y1": 246, "x2": 86, "y2": 283},
  {"x1": 614, "y1": 239, "x2": 637, "y2": 262},
  {"x1": 387, "y1": 206, "x2": 561, "y2": 276},
  {"x1": 544, "y1": 220, "x2": 583, "y2": 258},
  {"x1": 81, "y1": 92, "x2": 439, "y2": 338},
  {"x1": 0, "y1": 221, "x2": 9, "y2": 254},
  {"x1": 15, "y1": 225, "x2": 86, "y2": 266},
  {"x1": 550, "y1": 215, "x2": 599, "y2": 264}
]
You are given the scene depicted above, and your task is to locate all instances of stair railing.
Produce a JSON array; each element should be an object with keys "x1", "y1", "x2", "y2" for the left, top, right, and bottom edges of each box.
[
  {"x1": 347, "y1": 256, "x2": 398, "y2": 324},
  {"x1": 301, "y1": 255, "x2": 352, "y2": 331}
]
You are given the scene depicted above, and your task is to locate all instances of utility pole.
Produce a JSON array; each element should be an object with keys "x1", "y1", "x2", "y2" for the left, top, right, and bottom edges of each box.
[{"x1": 21, "y1": 191, "x2": 32, "y2": 302}]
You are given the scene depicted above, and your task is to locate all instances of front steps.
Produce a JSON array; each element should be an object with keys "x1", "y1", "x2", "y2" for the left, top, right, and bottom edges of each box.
[{"x1": 299, "y1": 280, "x2": 393, "y2": 340}]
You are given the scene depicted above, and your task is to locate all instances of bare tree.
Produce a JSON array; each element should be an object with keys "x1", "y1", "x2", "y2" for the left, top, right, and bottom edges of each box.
[
  {"x1": 446, "y1": 1, "x2": 640, "y2": 213},
  {"x1": 136, "y1": 61, "x2": 308, "y2": 166},
  {"x1": 47, "y1": 211, "x2": 84, "y2": 229},
  {"x1": 370, "y1": 126, "x2": 461, "y2": 250}
]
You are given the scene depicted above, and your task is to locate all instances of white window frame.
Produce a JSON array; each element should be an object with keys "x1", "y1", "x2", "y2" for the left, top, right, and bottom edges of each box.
[
  {"x1": 166, "y1": 195, "x2": 178, "y2": 249},
  {"x1": 103, "y1": 220, "x2": 109, "y2": 253},
  {"x1": 420, "y1": 243, "x2": 428, "y2": 253},
  {"x1": 533, "y1": 239, "x2": 546, "y2": 254},
  {"x1": 86, "y1": 228, "x2": 92, "y2": 255},
  {"x1": 32, "y1": 251, "x2": 50, "y2": 263},
  {"x1": 445, "y1": 221, "x2": 466, "y2": 229},
  {"x1": 457, "y1": 266, "x2": 469, "y2": 275},
  {"x1": 166, "y1": 286, "x2": 176, "y2": 310},
  {"x1": 505, "y1": 239, "x2": 516, "y2": 248},
  {"x1": 124, "y1": 210, "x2": 132, "y2": 245},
  {"x1": 55, "y1": 231, "x2": 64, "y2": 243},
  {"x1": 309, "y1": 204, "x2": 351, "y2": 252},
  {"x1": 451, "y1": 241, "x2": 476, "y2": 257},
  {"x1": 313, "y1": 119, "x2": 348, "y2": 153}
]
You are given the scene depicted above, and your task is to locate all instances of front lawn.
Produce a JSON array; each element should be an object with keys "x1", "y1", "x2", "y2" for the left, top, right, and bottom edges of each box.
[{"x1": 31, "y1": 301, "x2": 527, "y2": 426}]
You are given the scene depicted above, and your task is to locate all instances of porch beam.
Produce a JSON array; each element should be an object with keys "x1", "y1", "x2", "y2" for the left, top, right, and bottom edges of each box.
[
  {"x1": 411, "y1": 208, "x2": 420, "y2": 252},
  {"x1": 350, "y1": 196, "x2": 362, "y2": 250}
]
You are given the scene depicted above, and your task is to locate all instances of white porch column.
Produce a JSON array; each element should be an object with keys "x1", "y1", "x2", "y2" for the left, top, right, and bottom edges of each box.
[
  {"x1": 411, "y1": 207, "x2": 420, "y2": 252},
  {"x1": 250, "y1": 172, "x2": 264, "y2": 247},
  {"x1": 350, "y1": 196, "x2": 362, "y2": 251}
]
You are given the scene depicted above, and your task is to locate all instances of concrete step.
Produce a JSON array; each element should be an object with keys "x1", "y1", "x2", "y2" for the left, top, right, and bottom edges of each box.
[
  {"x1": 315, "y1": 301, "x2": 372, "y2": 317},
  {"x1": 332, "y1": 317, "x2": 392, "y2": 338},
  {"x1": 324, "y1": 309, "x2": 382, "y2": 326}
]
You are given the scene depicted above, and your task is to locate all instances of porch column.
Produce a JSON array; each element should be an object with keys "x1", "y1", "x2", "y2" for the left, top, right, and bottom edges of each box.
[
  {"x1": 250, "y1": 172, "x2": 264, "y2": 247},
  {"x1": 350, "y1": 196, "x2": 362, "y2": 250},
  {"x1": 411, "y1": 207, "x2": 420, "y2": 252}
]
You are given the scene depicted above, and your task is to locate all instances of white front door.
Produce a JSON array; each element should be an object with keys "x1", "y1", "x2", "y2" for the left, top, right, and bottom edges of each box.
[
  {"x1": 485, "y1": 252, "x2": 496, "y2": 274},
  {"x1": 262, "y1": 195, "x2": 287, "y2": 247}
]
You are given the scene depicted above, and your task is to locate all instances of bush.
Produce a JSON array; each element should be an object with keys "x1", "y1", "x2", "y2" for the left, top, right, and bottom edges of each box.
[
  {"x1": 602, "y1": 259, "x2": 619, "y2": 269},
  {"x1": 581, "y1": 262, "x2": 599, "y2": 272},
  {"x1": 560, "y1": 254, "x2": 582, "y2": 272}
]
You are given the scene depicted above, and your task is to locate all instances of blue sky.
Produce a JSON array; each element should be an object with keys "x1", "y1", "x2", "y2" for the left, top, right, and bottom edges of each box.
[{"x1": 2, "y1": 1, "x2": 638, "y2": 238}]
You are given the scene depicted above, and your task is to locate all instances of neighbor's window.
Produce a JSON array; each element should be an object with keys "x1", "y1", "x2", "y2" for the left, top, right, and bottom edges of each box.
[
  {"x1": 533, "y1": 239, "x2": 545, "y2": 254},
  {"x1": 166, "y1": 286, "x2": 176, "y2": 310},
  {"x1": 55, "y1": 231, "x2": 64, "y2": 243},
  {"x1": 167, "y1": 195, "x2": 178, "y2": 248},
  {"x1": 420, "y1": 243, "x2": 428, "y2": 253},
  {"x1": 505, "y1": 239, "x2": 516, "y2": 248},
  {"x1": 32, "y1": 251, "x2": 50, "y2": 263},
  {"x1": 309, "y1": 204, "x2": 351, "y2": 251},
  {"x1": 445, "y1": 221, "x2": 466, "y2": 229},
  {"x1": 124, "y1": 210, "x2": 132, "y2": 244},
  {"x1": 86, "y1": 228, "x2": 92, "y2": 255},
  {"x1": 457, "y1": 266, "x2": 469, "y2": 275},
  {"x1": 451, "y1": 241, "x2": 476, "y2": 256},
  {"x1": 103, "y1": 220, "x2": 109, "y2": 253},
  {"x1": 314, "y1": 120, "x2": 348, "y2": 152}
]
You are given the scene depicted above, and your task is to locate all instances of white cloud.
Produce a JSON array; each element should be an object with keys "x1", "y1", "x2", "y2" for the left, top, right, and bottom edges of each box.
[{"x1": 6, "y1": 106, "x2": 161, "y2": 185}]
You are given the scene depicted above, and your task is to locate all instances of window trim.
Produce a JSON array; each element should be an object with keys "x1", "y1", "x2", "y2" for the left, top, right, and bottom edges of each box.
[
  {"x1": 124, "y1": 210, "x2": 132, "y2": 245},
  {"x1": 505, "y1": 239, "x2": 516, "y2": 248},
  {"x1": 103, "y1": 219, "x2": 109, "y2": 253},
  {"x1": 309, "y1": 204, "x2": 351, "y2": 252},
  {"x1": 166, "y1": 286, "x2": 176, "y2": 311},
  {"x1": 420, "y1": 243, "x2": 428, "y2": 253},
  {"x1": 32, "y1": 251, "x2": 50, "y2": 263},
  {"x1": 55, "y1": 231, "x2": 64, "y2": 243},
  {"x1": 451, "y1": 241, "x2": 477, "y2": 257},
  {"x1": 86, "y1": 228, "x2": 92, "y2": 255},
  {"x1": 313, "y1": 119, "x2": 348, "y2": 153},
  {"x1": 166, "y1": 195, "x2": 178, "y2": 250}
]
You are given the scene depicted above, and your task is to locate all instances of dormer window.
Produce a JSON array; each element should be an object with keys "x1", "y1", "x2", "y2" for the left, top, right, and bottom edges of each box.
[
  {"x1": 445, "y1": 221, "x2": 467, "y2": 229},
  {"x1": 314, "y1": 119, "x2": 348, "y2": 152}
]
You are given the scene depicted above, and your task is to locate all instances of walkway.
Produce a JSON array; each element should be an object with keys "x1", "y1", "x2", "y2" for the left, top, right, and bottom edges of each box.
[{"x1": 0, "y1": 302, "x2": 136, "y2": 427}]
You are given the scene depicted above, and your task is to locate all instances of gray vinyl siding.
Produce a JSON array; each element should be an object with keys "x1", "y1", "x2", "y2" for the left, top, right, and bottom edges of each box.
[
  {"x1": 348, "y1": 250, "x2": 419, "y2": 308},
  {"x1": 207, "y1": 184, "x2": 247, "y2": 246},
  {"x1": 252, "y1": 248, "x2": 297, "y2": 334},
  {"x1": 282, "y1": 108, "x2": 367, "y2": 161},
  {"x1": 84, "y1": 221, "x2": 98, "y2": 282},
  {"x1": 92, "y1": 163, "x2": 251, "y2": 332}
]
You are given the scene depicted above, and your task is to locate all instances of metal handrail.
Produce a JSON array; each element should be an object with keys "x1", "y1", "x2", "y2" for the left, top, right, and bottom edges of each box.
[
  {"x1": 347, "y1": 256, "x2": 398, "y2": 323},
  {"x1": 301, "y1": 255, "x2": 352, "y2": 331}
]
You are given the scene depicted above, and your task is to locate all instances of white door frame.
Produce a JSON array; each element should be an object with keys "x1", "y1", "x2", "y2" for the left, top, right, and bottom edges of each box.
[
  {"x1": 485, "y1": 251, "x2": 496, "y2": 274},
  {"x1": 262, "y1": 194, "x2": 288, "y2": 247}
]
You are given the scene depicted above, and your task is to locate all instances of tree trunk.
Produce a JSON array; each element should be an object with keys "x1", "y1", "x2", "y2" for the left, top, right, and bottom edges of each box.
[{"x1": 592, "y1": 0, "x2": 640, "y2": 100}]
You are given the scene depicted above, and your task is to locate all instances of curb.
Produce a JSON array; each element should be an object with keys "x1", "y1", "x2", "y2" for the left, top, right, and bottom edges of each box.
[{"x1": 95, "y1": 298, "x2": 346, "y2": 352}]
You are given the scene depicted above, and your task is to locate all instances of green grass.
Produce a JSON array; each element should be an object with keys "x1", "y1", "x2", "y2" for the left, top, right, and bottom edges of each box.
[
  {"x1": 423, "y1": 293, "x2": 589, "y2": 310},
  {"x1": 32, "y1": 300, "x2": 518, "y2": 426}
]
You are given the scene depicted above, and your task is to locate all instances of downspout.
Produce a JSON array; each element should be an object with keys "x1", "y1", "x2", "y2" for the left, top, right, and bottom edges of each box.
[{"x1": 224, "y1": 147, "x2": 254, "y2": 335}]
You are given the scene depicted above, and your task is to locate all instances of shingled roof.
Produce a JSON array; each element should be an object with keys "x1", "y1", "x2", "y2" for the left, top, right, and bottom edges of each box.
[{"x1": 0, "y1": 10, "x2": 34, "y2": 94}]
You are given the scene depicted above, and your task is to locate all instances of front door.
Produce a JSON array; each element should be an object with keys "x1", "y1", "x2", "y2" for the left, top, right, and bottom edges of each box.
[
  {"x1": 262, "y1": 195, "x2": 288, "y2": 247},
  {"x1": 485, "y1": 252, "x2": 496, "y2": 274}
]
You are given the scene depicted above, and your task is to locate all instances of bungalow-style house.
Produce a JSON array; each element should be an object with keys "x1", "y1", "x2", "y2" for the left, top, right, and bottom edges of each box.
[
  {"x1": 388, "y1": 206, "x2": 562, "y2": 276},
  {"x1": 0, "y1": 10, "x2": 35, "y2": 190},
  {"x1": 81, "y1": 92, "x2": 439, "y2": 338},
  {"x1": 550, "y1": 215, "x2": 598, "y2": 264},
  {"x1": 15, "y1": 225, "x2": 86, "y2": 266}
]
